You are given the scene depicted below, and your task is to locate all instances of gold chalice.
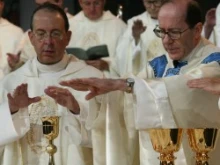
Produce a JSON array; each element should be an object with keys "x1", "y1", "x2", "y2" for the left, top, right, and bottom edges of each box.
[
  {"x1": 42, "y1": 116, "x2": 60, "y2": 165},
  {"x1": 187, "y1": 128, "x2": 219, "y2": 165},
  {"x1": 148, "y1": 128, "x2": 183, "y2": 165}
]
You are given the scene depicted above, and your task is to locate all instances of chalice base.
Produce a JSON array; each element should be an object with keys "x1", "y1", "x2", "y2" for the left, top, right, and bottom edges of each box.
[
  {"x1": 160, "y1": 161, "x2": 174, "y2": 165},
  {"x1": 195, "y1": 153, "x2": 209, "y2": 165},
  {"x1": 195, "y1": 161, "x2": 209, "y2": 165},
  {"x1": 159, "y1": 153, "x2": 175, "y2": 165}
]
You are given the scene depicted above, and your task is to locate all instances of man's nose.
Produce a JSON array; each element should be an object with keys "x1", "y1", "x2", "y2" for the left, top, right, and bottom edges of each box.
[
  {"x1": 163, "y1": 34, "x2": 173, "y2": 44},
  {"x1": 42, "y1": 35, "x2": 54, "y2": 44},
  {"x1": 149, "y1": 3, "x2": 155, "y2": 9}
]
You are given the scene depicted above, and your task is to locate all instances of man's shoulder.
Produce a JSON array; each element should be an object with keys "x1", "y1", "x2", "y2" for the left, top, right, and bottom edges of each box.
[
  {"x1": 0, "y1": 19, "x2": 23, "y2": 34},
  {"x1": 201, "y1": 51, "x2": 220, "y2": 65},
  {"x1": 200, "y1": 40, "x2": 220, "y2": 63}
]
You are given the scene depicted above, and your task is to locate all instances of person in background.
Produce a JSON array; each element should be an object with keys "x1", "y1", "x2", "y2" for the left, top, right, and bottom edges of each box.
[
  {"x1": 67, "y1": 0, "x2": 126, "y2": 77},
  {"x1": 60, "y1": 0, "x2": 220, "y2": 164},
  {"x1": 202, "y1": 3, "x2": 220, "y2": 48},
  {"x1": 7, "y1": 0, "x2": 73, "y2": 72},
  {"x1": 0, "y1": 0, "x2": 23, "y2": 79},
  {"x1": 0, "y1": 3, "x2": 103, "y2": 164},
  {"x1": 210, "y1": 3, "x2": 220, "y2": 47},
  {"x1": 115, "y1": 0, "x2": 167, "y2": 77}
]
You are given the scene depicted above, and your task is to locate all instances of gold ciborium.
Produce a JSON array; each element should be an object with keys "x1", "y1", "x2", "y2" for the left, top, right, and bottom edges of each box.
[
  {"x1": 187, "y1": 128, "x2": 219, "y2": 165},
  {"x1": 42, "y1": 116, "x2": 60, "y2": 165},
  {"x1": 148, "y1": 128, "x2": 183, "y2": 165}
]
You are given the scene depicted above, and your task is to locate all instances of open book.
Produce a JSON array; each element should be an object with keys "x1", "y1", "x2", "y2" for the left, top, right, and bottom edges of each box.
[{"x1": 66, "y1": 44, "x2": 109, "y2": 60}]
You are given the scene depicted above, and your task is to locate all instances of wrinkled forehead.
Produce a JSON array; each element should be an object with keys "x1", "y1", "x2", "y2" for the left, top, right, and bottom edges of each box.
[
  {"x1": 158, "y1": 2, "x2": 188, "y2": 28},
  {"x1": 159, "y1": 2, "x2": 186, "y2": 20},
  {"x1": 33, "y1": 9, "x2": 64, "y2": 28},
  {"x1": 35, "y1": 0, "x2": 60, "y2": 5}
]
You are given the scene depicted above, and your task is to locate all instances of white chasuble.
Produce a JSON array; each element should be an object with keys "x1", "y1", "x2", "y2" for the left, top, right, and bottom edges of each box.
[{"x1": 0, "y1": 54, "x2": 103, "y2": 165}]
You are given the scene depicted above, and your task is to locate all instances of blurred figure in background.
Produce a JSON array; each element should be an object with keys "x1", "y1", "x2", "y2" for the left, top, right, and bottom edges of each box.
[
  {"x1": 67, "y1": 0, "x2": 126, "y2": 77},
  {"x1": 202, "y1": 3, "x2": 220, "y2": 47},
  {"x1": 0, "y1": 0, "x2": 23, "y2": 79},
  {"x1": 115, "y1": 0, "x2": 167, "y2": 77},
  {"x1": 210, "y1": 3, "x2": 220, "y2": 47}
]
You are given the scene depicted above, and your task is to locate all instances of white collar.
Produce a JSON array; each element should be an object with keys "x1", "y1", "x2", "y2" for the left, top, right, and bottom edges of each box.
[{"x1": 35, "y1": 54, "x2": 69, "y2": 74}]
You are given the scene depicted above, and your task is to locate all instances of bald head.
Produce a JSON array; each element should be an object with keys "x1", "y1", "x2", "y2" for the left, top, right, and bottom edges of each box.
[{"x1": 159, "y1": 0, "x2": 202, "y2": 28}]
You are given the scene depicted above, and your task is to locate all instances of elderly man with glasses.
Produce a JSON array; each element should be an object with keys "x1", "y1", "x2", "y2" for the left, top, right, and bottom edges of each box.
[
  {"x1": 59, "y1": 0, "x2": 220, "y2": 164},
  {"x1": 115, "y1": 0, "x2": 168, "y2": 77}
]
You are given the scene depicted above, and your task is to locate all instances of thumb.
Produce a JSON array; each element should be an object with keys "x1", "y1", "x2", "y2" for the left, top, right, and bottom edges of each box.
[
  {"x1": 85, "y1": 92, "x2": 97, "y2": 100},
  {"x1": 17, "y1": 51, "x2": 21, "y2": 58},
  {"x1": 29, "y1": 97, "x2": 41, "y2": 104}
]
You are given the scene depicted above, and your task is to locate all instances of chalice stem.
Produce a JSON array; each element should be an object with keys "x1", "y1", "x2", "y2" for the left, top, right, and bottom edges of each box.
[
  {"x1": 48, "y1": 155, "x2": 55, "y2": 165},
  {"x1": 47, "y1": 140, "x2": 57, "y2": 165}
]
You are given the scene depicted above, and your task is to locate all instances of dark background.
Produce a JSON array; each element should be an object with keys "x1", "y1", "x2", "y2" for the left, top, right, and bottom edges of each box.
[{"x1": 2, "y1": 0, "x2": 220, "y2": 31}]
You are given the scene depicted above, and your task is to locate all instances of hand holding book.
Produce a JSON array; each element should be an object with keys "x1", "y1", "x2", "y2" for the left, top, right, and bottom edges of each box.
[{"x1": 66, "y1": 44, "x2": 109, "y2": 60}]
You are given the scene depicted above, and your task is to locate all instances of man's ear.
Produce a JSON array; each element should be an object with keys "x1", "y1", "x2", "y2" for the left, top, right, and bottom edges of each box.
[
  {"x1": 66, "y1": 30, "x2": 72, "y2": 45},
  {"x1": 28, "y1": 30, "x2": 35, "y2": 45},
  {"x1": 78, "y1": 0, "x2": 83, "y2": 8},
  {"x1": 194, "y1": 22, "x2": 203, "y2": 40}
]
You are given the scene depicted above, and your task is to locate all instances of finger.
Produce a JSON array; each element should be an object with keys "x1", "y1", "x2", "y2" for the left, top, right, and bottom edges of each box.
[
  {"x1": 17, "y1": 51, "x2": 21, "y2": 59},
  {"x1": 59, "y1": 80, "x2": 70, "y2": 86},
  {"x1": 44, "y1": 88, "x2": 57, "y2": 97},
  {"x1": 56, "y1": 88, "x2": 70, "y2": 96},
  {"x1": 187, "y1": 80, "x2": 206, "y2": 88},
  {"x1": 29, "y1": 97, "x2": 41, "y2": 104},
  {"x1": 17, "y1": 83, "x2": 27, "y2": 95},
  {"x1": 86, "y1": 92, "x2": 97, "y2": 100},
  {"x1": 21, "y1": 83, "x2": 28, "y2": 94},
  {"x1": 7, "y1": 93, "x2": 13, "y2": 101}
]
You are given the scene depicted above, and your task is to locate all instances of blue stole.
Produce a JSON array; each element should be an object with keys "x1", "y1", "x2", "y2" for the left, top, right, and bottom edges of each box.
[{"x1": 149, "y1": 52, "x2": 220, "y2": 78}]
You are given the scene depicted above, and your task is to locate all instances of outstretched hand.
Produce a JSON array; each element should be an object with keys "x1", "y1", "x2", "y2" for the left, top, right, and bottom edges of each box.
[
  {"x1": 60, "y1": 78, "x2": 124, "y2": 100},
  {"x1": 44, "y1": 86, "x2": 80, "y2": 114},
  {"x1": 7, "y1": 83, "x2": 41, "y2": 114},
  {"x1": 187, "y1": 77, "x2": 220, "y2": 95}
]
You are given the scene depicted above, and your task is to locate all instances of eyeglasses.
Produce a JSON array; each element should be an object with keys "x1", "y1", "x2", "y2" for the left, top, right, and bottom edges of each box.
[
  {"x1": 82, "y1": 0, "x2": 103, "y2": 7},
  {"x1": 143, "y1": 0, "x2": 163, "y2": 7},
  {"x1": 153, "y1": 25, "x2": 190, "y2": 40},
  {"x1": 33, "y1": 30, "x2": 63, "y2": 41}
]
